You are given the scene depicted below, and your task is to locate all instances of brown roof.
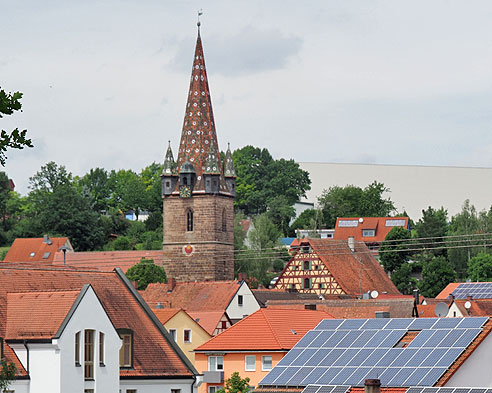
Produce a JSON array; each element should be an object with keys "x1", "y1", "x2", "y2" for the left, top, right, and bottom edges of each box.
[
  {"x1": 307, "y1": 238, "x2": 400, "y2": 295},
  {"x1": 195, "y1": 308, "x2": 333, "y2": 351},
  {"x1": 6, "y1": 290, "x2": 80, "y2": 340},
  {"x1": 253, "y1": 289, "x2": 320, "y2": 307},
  {"x1": 188, "y1": 311, "x2": 228, "y2": 336},
  {"x1": 142, "y1": 280, "x2": 240, "y2": 311},
  {"x1": 52, "y1": 250, "x2": 164, "y2": 273},
  {"x1": 4, "y1": 237, "x2": 71, "y2": 263},
  {"x1": 333, "y1": 217, "x2": 409, "y2": 243},
  {"x1": 453, "y1": 299, "x2": 492, "y2": 317},
  {"x1": 0, "y1": 266, "x2": 196, "y2": 379}
]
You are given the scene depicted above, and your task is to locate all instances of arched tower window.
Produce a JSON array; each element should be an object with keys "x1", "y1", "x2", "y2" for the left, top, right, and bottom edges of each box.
[
  {"x1": 222, "y1": 208, "x2": 227, "y2": 232},
  {"x1": 186, "y1": 209, "x2": 194, "y2": 232}
]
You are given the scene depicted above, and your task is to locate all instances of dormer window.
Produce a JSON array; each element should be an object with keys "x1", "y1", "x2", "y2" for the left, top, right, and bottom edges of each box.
[
  {"x1": 118, "y1": 329, "x2": 133, "y2": 368},
  {"x1": 362, "y1": 229, "x2": 376, "y2": 237}
]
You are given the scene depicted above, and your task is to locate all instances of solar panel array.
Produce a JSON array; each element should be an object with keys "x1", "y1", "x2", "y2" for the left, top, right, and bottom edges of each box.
[
  {"x1": 302, "y1": 385, "x2": 350, "y2": 393},
  {"x1": 259, "y1": 318, "x2": 488, "y2": 388},
  {"x1": 407, "y1": 387, "x2": 492, "y2": 393},
  {"x1": 451, "y1": 283, "x2": 492, "y2": 299}
]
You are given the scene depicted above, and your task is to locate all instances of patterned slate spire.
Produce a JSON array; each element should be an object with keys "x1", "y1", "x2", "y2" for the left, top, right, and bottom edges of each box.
[
  {"x1": 162, "y1": 141, "x2": 177, "y2": 175},
  {"x1": 204, "y1": 143, "x2": 221, "y2": 174},
  {"x1": 177, "y1": 30, "x2": 222, "y2": 181},
  {"x1": 224, "y1": 143, "x2": 236, "y2": 177}
]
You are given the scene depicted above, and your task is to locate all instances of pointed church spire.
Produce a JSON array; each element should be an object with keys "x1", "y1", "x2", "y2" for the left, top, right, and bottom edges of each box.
[
  {"x1": 162, "y1": 141, "x2": 177, "y2": 175},
  {"x1": 176, "y1": 23, "x2": 222, "y2": 186},
  {"x1": 224, "y1": 143, "x2": 236, "y2": 177},
  {"x1": 204, "y1": 143, "x2": 221, "y2": 174}
]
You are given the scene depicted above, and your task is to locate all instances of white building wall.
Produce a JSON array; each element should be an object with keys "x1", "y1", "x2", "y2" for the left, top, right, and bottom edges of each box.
[
  {"x1": 7, "y1": 379, "x2": 29, "y2": 393},
  {"x1": 226, "y1": 282, "x2": 260, "y2": 321},
  {"x1": 444, "y1": 329, "x2": 492, "y2": 386},
  {"x1": 120, "y1": 378, "x2": 196, "y2": 393},
  {"x1": 300, "y1": 162, "x2": 492, "y2": 220},
  {"x1": 28, "y1": 343, "x2": 60, "y2": 393},
  {"x1": 57, "y1": 286, "x2": 121, "y2": 393}
]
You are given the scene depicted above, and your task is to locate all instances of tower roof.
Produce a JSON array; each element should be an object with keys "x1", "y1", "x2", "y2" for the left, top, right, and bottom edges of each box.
[
  {"x1": 177, "y1": 31, "x2": 222, "y2": 182},
  {"x1": 162, "y1": 141, "x2": 177, "y2": 175}
]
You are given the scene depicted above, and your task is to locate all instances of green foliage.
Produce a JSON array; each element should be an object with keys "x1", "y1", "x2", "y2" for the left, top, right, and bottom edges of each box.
[
  {"x1": 232, "y1": 146, "x2": 310, "y2": 215},
  {"x1": 290, "y1": 209, "x2": 319, "y2": 232},
  {"x1": 419, "y1": 255, "x2": 457, "y2": 298},
  {"x1": 125, "y1": 258, "x2": 167, "y2": 290},
  {"x1": 109, "y1": 236, "x2": 132, "y2": 251},
  {"x1": 468, "y1": 252, "x2": 492, "y2": 282},
  {"x1": 391, "y1": 262, "x2": 418, "y2": 295},
  {"x1": 415, "y1": 206, "x2": 448, "y2": 256},
  {"x1": 216, "y1": 372, "x2": 251, "y2": 393},
  {"x1": 266, "y1": 195, "x2": 296, "y2": 236},
  {"x1": 0, "y1": 88, "x2": 33, "y2": 166},
  {"x1": 379, "y1": 226, "x2": 412, "y2": 273},
  {"x1": 78, "y1": 168, "x2": 113, "y2": 213},
  {"x1": 318, "y1": 181, "x2": 395, "y2": 228},
  {"x1": 0, "y1": 359, "x2": 16, "y2": 392}
]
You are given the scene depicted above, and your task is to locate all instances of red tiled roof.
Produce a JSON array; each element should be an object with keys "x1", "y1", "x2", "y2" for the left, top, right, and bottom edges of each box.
[
  {"x1": 452, "y1": 299, "x2": 492, "y2": 317},
  {"x1": 188, "y1": 311, "x2": 227, "y2": 336},
  {"x1": 4, "y1": 342, "x2": 28, "y2": 377},
  {"x1": 436, "y1": 282, "x2": 461, "y2": 299},
  {"x1": 52, "y1": 250, "x2": 164, "y2": 273},
  {"x1": 142, "y1": 280, "x2": 240, "y2": 311},
  {"x1": 333, "y1": 217, "x2": 409, "y2": 243},
  {"x1": 308, "y1": 238, "x2": 400, "y2": 295},
  {"x1": 6, "y1": 290, "x2": 79, "y2": 340},
  {"x1": 153, "y1": 308, "x2": 182, "y2": 325},
  {"x1": 350, "y1": 388, "x2": 407, "y2": 393},
  {"x1": 0, "y1": 266, "x2": 195, "y2": 378},
  {"x1": 195, "y1": 308, "x2": 333, "y2": 351},
  {"x1": 3, "y1": 237, "x2": 71, "y2": 263}
]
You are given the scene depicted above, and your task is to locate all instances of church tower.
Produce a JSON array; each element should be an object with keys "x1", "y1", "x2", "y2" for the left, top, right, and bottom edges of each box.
[{"x1": 161, "y1": 24, "x2": 236, "y2": 282}]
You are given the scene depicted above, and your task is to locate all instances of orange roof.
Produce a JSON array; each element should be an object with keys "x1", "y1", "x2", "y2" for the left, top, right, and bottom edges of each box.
[
  {"x1": 52, "y1": 250, "x2": 164, "y2": 273},
  {"x1": 0, "y1": 266, "x2": 195, "y2": 378},
  {"x1": 350, "y1": 388, "x2": 407, "y2": 393},
  {"x1": 333, "y1": 217, "x2": 409, "y2": 243},
  {"x1": 188, "y1": 311, "x2": 228, "y2": 336},
  {"x1": 452, "y1": 299, "x2": 492, "y2": 317},
  {"x1": 142, "y1": 280, "x2": 240, "y2": 311},
  {"x1": 436, "y1": 282, "x2": 461, "y2": 299},
  {"x1": 4, "y1": 342, "x2": 28, "y2": 377},
  {"x1": 195, "y1": 308, "x2": 333, "y2": 351},
  {"x1": 4, "y1": 237, "x2": 71, "y2": 263},
  {"x1": 6, "y1": 290, "x2": 80, "y2": 340},
  {"x1": 153, "y1": 308, "x2": 182, "y2": 324},
  {"x1": 307, "y1": 238, "x2": 400, "y2": 295}
]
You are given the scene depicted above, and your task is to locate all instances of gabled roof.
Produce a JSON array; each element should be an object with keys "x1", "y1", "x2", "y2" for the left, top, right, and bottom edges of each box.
[
  {"x1": 51, "y1": 250, "x2": 164, "y2": 273},
  {"x1": 452, "y1": 299, "x2": 492, "y2": 317},
  {"x1": 436, "y1": 283, "x2": 463, "y2": 299},
  {"x1": 142, "y1": 280, "x2": 241, "y2": 311},
  {"x1": 4, "y1": 237, "x2": 71, "y2": 263},
  {"x1": 333, "y1": 217, "x2": 409, "y2": 243},
  {"x1": 153, "y1": 308, "x2": 182, "y2": 325},
  {"x1": 0, "y1": 266, "x2": 196, "y2": 379},
  {"x1": 6, "y1": 289, "x2": 80, "y2": 340},
  {"x1": 3, "y1": 342, "x2": 28, "y2": 377},
  {"x1": 307, "y1": 238, "x2": 400, "y2": 295},
  {"x1": 195, "y1": 308, "x2": 334, "y2": 352},
  {"x1": 188, "y1": 310, "x2": 229, "y2": 336}
]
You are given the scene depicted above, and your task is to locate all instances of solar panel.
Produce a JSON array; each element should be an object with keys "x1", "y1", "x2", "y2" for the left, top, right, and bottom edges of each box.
[
  {"x1": 302, "y1": 385, "x2": 320, "y2": 393},
  {"x1": 332, "y1": 386, "x2": 350, "y2": 393},
  {"x1": 317, "y1": 386, "x2": 335, "y2": 393},
  {"x1": 407, "y1": 387, "x2": 424, "y2": 393},
  {"x1": 451, "y1": 282, "x2": 492, "y2": 299},
  {"x1": 259, "y1": 317, "x2": 489, "y2": 388}
]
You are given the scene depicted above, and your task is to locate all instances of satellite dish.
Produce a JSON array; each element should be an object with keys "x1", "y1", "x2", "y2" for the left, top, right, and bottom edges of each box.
[
  {"x1": 464, "y1": 301, "x2": 472, "y2": 309},
  {"x1": 370, "y1": 290, "x2": 379, "y2": 299},
  {"x1": 359, "y1": 218, "x2": 364, "y2": 223},
  {"x1": 434, "y1": 302, "x2": 449, "y2": 317}
]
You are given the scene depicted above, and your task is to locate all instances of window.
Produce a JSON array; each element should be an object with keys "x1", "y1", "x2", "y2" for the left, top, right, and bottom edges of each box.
[
  {"x1": 171, "y1": 390, "x2": 182, "y2": 393},
  {"x1": 362, "y1": 229, "x2": 376, "y2": 237},
  {"x1": 184, "y1": 329, "x2": 192, "y2": 343},
  {"x1": 304, "y1": 278, "x2": 311, "y2": 289},
  {"x1": 166, "y1": 181, "x2": 170, "y2": 188},
  {"x1": 209, "y1": 356, "x2": 224, "y2": 371},
  {"x1": 222, "y1": 209, "x2": 227, "y2": 232},
  {"x1": 84, "y1": 329, "x2": 94, "y2": 380},
  {"x1": 305, "y1": 304, "x2": 316, "y2": 310},
  {"x1": 303, "y1": 261, "x2": 311, "y2": 270},
  {"x1": 245, "y1": 355, "x2": 256, "y2": 371},
  {"x1": 209, "y1": 387, "x2": 221, "y2": 393},
  {"x1": 186, "y1": 209, "x2": 193, "y2": 232},
  {"x1": 319, "y1": 283, "x2": 325, "y2": 289},
  {"x1": 169, "y1": 329, "x2": 177, "y2": 341},
  {"x1": 221, "y1": 321, "x2": 227, "y2": 329},
  {"x1": 126, "y1": 390, "x2": 137, "y2": 393},
  {"x1": 119, "y1": 331, "x2": 133, "y2": 367},
  {"x1": 75, "y1": 331, "x2": 81, "y2": 366},
  {"x1": 262, "y1": 356, "x2": 273, "y2": 371},
  {"x1": 42, "y1": 251, "x2": 51, "y2": 259},
  {"x1": 85, "y1": 390, "x2": 94, "y2": 393},
  {"x1": 238, "y1": 295, "x2": 243, "y2": 306},
  {"x1": 99, "y1": 332, "x2": 105, "y2": 365}
]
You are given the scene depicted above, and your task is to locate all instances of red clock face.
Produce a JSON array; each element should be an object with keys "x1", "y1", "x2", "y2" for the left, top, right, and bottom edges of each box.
[{"x1": 183, "y1": 244, "x2": 194, "y2": 256}]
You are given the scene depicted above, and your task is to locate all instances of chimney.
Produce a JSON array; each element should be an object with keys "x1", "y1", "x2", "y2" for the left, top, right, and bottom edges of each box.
[
  {"x1": 168, "y1": 277, "x2": 176, "y2": 292},
  {"x1": 348, "y1": 236, "x2": 355, "y2": 252},
  {"x1": 43, "y1": 234, "x2": 49, "y2": 243},
  {"x1": 365, "y1": 379, "x2": 381, "y2": 393}
]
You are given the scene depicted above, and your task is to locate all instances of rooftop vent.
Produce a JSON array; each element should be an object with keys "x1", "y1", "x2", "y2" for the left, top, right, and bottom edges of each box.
[{"x1": 155, "y1": 302, "x2": 164, "y2": 309}]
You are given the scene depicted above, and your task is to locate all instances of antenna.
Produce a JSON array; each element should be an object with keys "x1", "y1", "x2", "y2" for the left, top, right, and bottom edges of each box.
[{"x1": 434, "y1": 302, "x2": 448, "y2": 317}]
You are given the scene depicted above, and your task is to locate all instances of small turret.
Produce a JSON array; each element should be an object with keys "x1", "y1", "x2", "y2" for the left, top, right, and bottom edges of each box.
[
  {"x1": 224, "y1": 143, "x2": 236, "y2": 196},
  {"x1": 179, "y1": 161, "x2": 196, "y2": 192},
  {"x1": 161, "y1": 141, "x2": 178, "y2": 196},
  {"x1": 203, "y1": 144, "x2": 220, "y2": 194}
]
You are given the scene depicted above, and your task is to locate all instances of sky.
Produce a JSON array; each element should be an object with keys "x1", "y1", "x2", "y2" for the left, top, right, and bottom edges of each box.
[{"x1": 2, "y1": 1, "x2": 492, "y2": 195}]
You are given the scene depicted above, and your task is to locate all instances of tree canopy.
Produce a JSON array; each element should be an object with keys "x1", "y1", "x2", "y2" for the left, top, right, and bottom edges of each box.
[
  {"x1": 0, "y1": 359, "x2": 16, "y2": 392},
  {"x1": 125, "y1": 258, "x2": 167, "y2": 290},
  {"x1": 468, "y1": 253, "x2": 492, "y2": 282},
  {"x1": 216, "y1": 372, "x2": 251, "y2": 393}
]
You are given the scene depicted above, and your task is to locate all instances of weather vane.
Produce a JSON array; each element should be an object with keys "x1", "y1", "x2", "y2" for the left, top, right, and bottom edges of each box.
[{"x1": 197, "y1": 9, "x2": 203, "y2": 33}]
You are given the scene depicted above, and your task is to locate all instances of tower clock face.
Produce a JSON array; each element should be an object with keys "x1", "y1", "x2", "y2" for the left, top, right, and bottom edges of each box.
[{"x1": 179, "y1": 185, "x2": 191, "y2": 198}]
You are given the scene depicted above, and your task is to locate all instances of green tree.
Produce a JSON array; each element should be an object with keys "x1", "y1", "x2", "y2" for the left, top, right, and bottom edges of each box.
[
  {"x1": 266, "y1": 195, "x2": 296, "y2": 236},
  {"x1": 390, "y1": 262, "x2": 418, "y2": 295},
  {"x1": 109, "y1": 169, "x2": 147, "y2": 219},
  {"x1": 419, "y1": 255, "x2": 457, "y2": 298},
  {"x1": 290, "y1": 209, "x2": 317, "y2": 231},
  {"x1": 0, "y1": 359, "x2": 16, "y2": 392},
  {"x1": 78, "y1": 168, "x2": 113, "y2": 213},
  {"x1": 139, "y1": 162, "x2": 164, "y2": 213},
  {"x1": 415, "y1": 206, "x2": 448, "y2": 256},
  {"x1": 468, "y1": 252, "x2": 492, "y2": 282},
  {"x1": 232, "y1": 146, "x2": 310, "y2": 214},
  {"x1": 0, "y1": 88, "x2": 33, "y2": 165},
  {"x1": 216, "y1": 372, "x2": 251, "y2": 393},
  {"x1": 379, "y1": 226, "x2": 412, "y2": 273},
  {"x1": 318, "y1": 181, "x2": 395, "y2": 228},
  {"x1": 125, "y1": 258, "x2": 167, "y2": 290}
]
